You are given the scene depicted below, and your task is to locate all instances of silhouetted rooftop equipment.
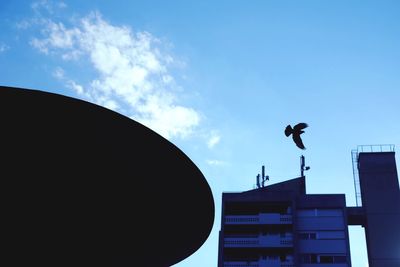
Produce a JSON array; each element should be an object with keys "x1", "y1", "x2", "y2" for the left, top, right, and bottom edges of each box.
[
  {"x1": 300, "y1": 155, "x2": 310, "y2": 177},
  {"x1": 256, "y1": 165, "x2": 269, "y2": 188}
]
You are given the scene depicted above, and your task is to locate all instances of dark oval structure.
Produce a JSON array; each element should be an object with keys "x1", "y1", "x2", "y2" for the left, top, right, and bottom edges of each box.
[{"x1": 0, "y1": 86, "x2": 214, "y2": 266}]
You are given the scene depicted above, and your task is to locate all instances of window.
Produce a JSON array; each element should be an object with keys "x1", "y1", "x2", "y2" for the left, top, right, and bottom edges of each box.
[
  {"x1": 300, "y1": 254, "x2": 317, "y2": 263},
  {"x1": 310, "y1": 254, "x2": 317, "y2": 263},
  {"x1": 317, "y1": 231, "x2": 345, "y2": 240},
  {"x1": 297, "y1": 209, "x2": 317, "y2": 217},
  {"x1": 298, "y1": 232, "x2": 317, "y2": 239},
  {"x1": 299, "y1": 231, "x2": 345, "y2": 240},
  {"x1": 317, "y1": 209, "x2": 342, "y2": 217},
  {"x1": 297, "y1": 209, "x2": 343, "y2": 217},
  {"x1": 299, "y1": 233, "x2": 308, "y2": 239},
  {"x1": 280, "y1": 232, "x2": 290, "y2": 237},
  {"x1": 334, "y1": 256, "x2": 347, "y2": 263},
  {"x1": 320, "y1": 256, "x2": 334, "y2": 263},
  {"x1": 300, "y1": 254, "x2": 347, "y2": 264}
]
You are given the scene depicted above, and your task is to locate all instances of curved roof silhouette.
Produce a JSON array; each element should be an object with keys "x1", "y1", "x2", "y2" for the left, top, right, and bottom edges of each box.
[{"x1": 1, "y1": 86, "x2": 214, "y2": 266}]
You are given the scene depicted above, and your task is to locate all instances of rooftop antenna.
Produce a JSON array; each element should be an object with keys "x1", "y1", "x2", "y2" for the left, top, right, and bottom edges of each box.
[
  {"x1": 256, "y1": 174, "x2": 261, "y2": 188},
  {"x1": 256, "y1": 165, "x2": 269, "y2": 188},
  {"x1": 300, "y1": 155, "x2": 310, "y2": 177}
]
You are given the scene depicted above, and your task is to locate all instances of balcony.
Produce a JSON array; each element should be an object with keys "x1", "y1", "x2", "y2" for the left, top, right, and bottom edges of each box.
[
  {"x1": 225, "y1": 213, "x2": 292, "y2": 225},
  {"x1": 224, "y1": 234, "x2": 293, "y2": 248},
  {"x1": 224, "y1": 261, "x2": 259, "y2": 267},
  {"x1": 223, "y1": 260, "x2": 295, "y2": 267}
]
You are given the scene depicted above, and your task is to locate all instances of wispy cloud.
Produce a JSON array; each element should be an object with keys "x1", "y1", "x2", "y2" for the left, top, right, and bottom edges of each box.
[
  {"x1": 31, "y1": 11, "x2": 200, "y2": 140},
  {"x1": 16, "y1": 1, "x2": 67, "y2": 30},
  {"x1": 52, "y1": 67, "x2": 87, "y2": 97},
  {"x1": 0, "y1": 43, "x2": 9, "y2": 53},
  {"x1": 206, "y1": 159, "x2": 227, "y2": 166},
  {"x1": 31, "y1": 0, "x2": 66, "y2": 14},
  {"x1": 207, "y1": 131, "x2": 221, "y2": 149}
]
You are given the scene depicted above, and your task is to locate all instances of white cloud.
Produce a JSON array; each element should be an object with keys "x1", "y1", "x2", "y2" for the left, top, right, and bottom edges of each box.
[
  {"x1": 31, "y1": 21, "x2": 81, "y2": 54},
  {"x1": 207, "y1": 132, "x2": 221, "y2": 149},
  {"x1": 32, "y1": 11, "x2": 200, "y2": 140},
  {"x1": 31, "y1": 0, "x2": 66, "y2": 14},
  {"x1": 31, "y1": 0, "x2": 53, "y2": 13},
  {"x1": 16, "y1": 20, "x2": 32, "y2": 29},
  {"x1": 67, "y1": 81, "x2": 85, "y2": 96},
  {"x1": 52, "y1": 66, "x2": 64, "y2": 79},
  {"x1": 206, "y1": 159, "x2": 227, "y2": 166}
]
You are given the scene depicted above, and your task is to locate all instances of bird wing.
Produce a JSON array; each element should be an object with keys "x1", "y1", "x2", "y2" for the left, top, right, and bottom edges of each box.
[
  {"x1": 294, "y1": 123, "x2": 308, "y2": 131},
  {"x1": 293, "y1": 134, "x2": 306, "y2": 150},
  {"x1": 284, "y1": 125, "x2": 292, "y2": 137}
]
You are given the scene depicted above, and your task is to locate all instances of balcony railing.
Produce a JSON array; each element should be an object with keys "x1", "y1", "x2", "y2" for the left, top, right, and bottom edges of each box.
[
  {"x1": 224, "y1": 261, "x2": 259, "y2": 267},
  {"x1": 223, "y1": 260, "x2": 295, "y2": 267},
  {"x1": 224, "y1": 235, "x2": 293, "y2": 248},
  {"x1": 225, "y1": 213, "x2": 292, "y2": 225},
  {"x1": 280, "y1": 215, "x2": 292, "y2": 223},
  {"x1": 224, "y1": 236, "x2": 259, "y2": 246}
]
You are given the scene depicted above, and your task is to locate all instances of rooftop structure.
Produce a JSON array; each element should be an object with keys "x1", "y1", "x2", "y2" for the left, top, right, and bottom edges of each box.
[{"x1": 218, "y1": 146, "x2": 400, "y2": 267}]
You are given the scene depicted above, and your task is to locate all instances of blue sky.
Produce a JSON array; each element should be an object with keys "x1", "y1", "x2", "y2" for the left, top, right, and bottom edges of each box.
[{"x1": 1, "y1": 1, "x2": 400, "y2": 266}]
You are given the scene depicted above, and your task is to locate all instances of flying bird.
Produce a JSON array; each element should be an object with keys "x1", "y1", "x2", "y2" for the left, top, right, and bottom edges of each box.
[{"x1": 285, "y1": 123, "x2": 308, "y2": 150}]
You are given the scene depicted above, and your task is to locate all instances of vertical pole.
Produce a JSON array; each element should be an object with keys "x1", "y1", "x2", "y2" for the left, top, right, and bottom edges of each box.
[{"x1": 262, "y1": 165, "x2": 265, "y2": 180}]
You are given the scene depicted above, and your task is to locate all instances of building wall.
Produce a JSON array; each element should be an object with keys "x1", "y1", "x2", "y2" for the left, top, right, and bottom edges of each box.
[
  {"x1": 358, "y1": 152, "x2": 400, "y2": 267},
  {"x1": 218, "y1": 180, "x2": 351, "y2": 267},
  {"x1": 219, "y1": 199, "x2": 295, "y2": 266},
  {"x1": 219, "y1": 150, "x2": 400, "y2": 267},
  {"x1": 296, "y1": 201, "x2": 351, "y2": 267}
]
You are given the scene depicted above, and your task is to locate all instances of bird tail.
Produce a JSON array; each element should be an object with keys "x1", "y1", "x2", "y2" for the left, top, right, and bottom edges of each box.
[{"x1": 284, "y1": 125, "x2": 292, "y2": 137}]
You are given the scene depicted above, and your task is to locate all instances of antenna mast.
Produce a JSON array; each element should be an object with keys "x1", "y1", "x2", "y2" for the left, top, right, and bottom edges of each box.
[
  {"x1": 300, "y1": 155, "x2": 310, "y2": 177},
  {"x1": 256, "y1": 165, "x2": 269, "y2": 188}
]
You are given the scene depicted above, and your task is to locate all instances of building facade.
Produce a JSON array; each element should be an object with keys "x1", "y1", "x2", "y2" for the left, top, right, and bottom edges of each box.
[
  {"x1": 356, "y1": 150, "x2": 400, "y2": 267},
  {"x1": 218, "y1": 147, "x2": 400, "y2": 267},
  {"x1": 218, "y1": 177, "x2": 351, "y2": 267}
]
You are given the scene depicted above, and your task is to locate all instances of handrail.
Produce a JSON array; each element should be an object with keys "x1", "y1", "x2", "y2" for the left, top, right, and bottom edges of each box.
[{"x1": 356, "y1": 144, "x2": 395, "y2": 153}]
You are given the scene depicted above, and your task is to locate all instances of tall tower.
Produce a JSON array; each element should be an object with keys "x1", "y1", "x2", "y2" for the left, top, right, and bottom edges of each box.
[{"x1": 357, "y1": 148, "x2": 400, "y2": 267}]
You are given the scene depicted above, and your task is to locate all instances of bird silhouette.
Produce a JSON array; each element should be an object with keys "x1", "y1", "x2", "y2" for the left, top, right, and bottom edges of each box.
[{"x1": 285, "y1": 123, "x2": 308, "y2": 150}]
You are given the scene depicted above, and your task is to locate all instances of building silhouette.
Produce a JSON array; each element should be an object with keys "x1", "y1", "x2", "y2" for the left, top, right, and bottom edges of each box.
[
  {"x1": 218, "y1": 145, "x2": 400, "y2": 267},
  {"x1": 0, "y1": 86, "x2": 215, "y2": 267}
]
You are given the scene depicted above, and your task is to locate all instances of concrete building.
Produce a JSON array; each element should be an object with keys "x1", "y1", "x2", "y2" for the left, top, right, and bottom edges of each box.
[
  {"x1": 218, "y1": 145, "x2": 400, "y2": 267},
  {"x1": 349, "y1": 146, "x2": 400, "y2": 267}
]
